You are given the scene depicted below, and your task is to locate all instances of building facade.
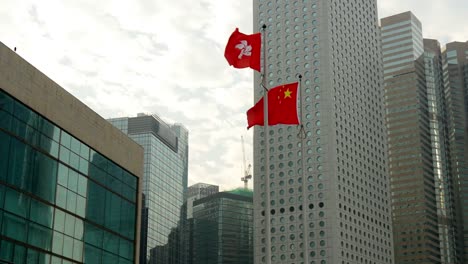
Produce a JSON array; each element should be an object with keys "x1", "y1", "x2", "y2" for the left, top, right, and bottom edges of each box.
[
  {"x1": 381, "y1": 12, "x2": 461, "y2": 263},
  {"x1": 443, "y1": 41, "x2": 468, "y2": 262},
  {"x1": 108, "y1": 114, "x2": 188, "y2": 264},
  {"x1": 186, "y1": 183, "x2": 219, "y2": 219},
  {"x1": 253, "y1": 1, "x2": 394, "y2": 263},
  {"x1": 192, "y1": 190, "x2": 253, "y2": 264},
  {"x1": 425, "y1": 39, "x2": 457, "y2": 264},
  {"x1": 0, "y1": 41, "x2": 143, "y2": 263},
  {"x1": 381, "y1": 12, "x2": 443, "y2": 263},
  {"x1": 180, "y1": 183, "x2": 219, "y2": 264}
]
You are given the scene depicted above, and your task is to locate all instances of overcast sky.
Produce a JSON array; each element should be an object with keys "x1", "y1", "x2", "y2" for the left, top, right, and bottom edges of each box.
[{"x1": 1, "y1": 0, "x2": 467, "y2": 191}]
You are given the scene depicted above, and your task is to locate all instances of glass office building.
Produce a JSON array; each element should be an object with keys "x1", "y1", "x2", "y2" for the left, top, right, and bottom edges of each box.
[
  {"x1": 192, "y1": 190, "x2": 253, "y2": 264},
  {"x1": 0, "y1": 42, "x2": 142, "y2": 263},
  {"x1": 186, "y1": 183, "x2": 219, "y2": 219},
  {"x1": 381, "y1": 12, "x2": 461, "y2": 263},
  {"x1": 443, "y1": 41, "x2": 468, "y2": 262},
  {"x1": 180, "y1": 183, "x2": 219, "y2": 264},
  {"x1": 424, "y1": 39, "x2": 457, "y2": 264},
  {"x1": 108, "y1": 114, "x2": 188, "y2": 264},
  {"x1": 381, "y1": 12, "x2": 443, "y2": 263}
]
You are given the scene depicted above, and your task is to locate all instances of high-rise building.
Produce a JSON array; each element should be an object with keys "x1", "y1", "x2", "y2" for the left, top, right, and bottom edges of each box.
[
  {"x1": 253, "y1": 1, "x2": 394, "y2": 263},
  {"x1": 186, "y1": 183, "x2": 219, "y2": 219},
  {"x1": 381, "y1": 12, "x2": 459, "y2": 263},
  {"x1": 425, "y1": 39, "x2": 457, "y2": 264},
  {"x1": 108, "y1": 114, "x2": 188, "y2": 264},
  {"x1": 442, "y1": 41, "x2": 468, "y2": 261},
  {"x1": 0, "y1": 41, "x2": 143, "y2": 263},
  {"x1": 381, "y1": 12, "x2": 441, "y2": 263},
  {"x1": 180, "y1": 183, "x2": 219, "y2": 264},
  {"x1": 192, "y1": 189, "x2": 253, "y2": 264}
]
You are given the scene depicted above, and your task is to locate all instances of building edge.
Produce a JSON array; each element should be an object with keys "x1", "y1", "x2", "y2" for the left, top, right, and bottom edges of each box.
[{"x1": 0, "y1": 41, "x2": 144, "y2": 263}]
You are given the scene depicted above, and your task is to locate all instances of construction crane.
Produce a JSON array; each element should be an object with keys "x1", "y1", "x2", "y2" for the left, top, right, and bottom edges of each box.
[{"x1": 241, "y1": 136, "x2": 252, "y2": 189}]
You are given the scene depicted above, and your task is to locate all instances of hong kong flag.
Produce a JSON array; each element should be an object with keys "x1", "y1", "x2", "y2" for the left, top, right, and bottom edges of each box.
[{"x1": 224, "y1": 28, "x2": 261, "y2": 72}]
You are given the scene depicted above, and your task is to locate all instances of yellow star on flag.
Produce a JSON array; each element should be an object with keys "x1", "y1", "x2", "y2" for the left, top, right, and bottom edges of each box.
[{"x1": 284, "y1": 88, "x2": 292, "y2": 99}]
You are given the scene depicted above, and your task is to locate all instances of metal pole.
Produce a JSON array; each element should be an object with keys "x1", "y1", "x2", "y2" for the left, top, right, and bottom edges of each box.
[
  {"x1": 298, "y1": 75, "x2": 309, "y2": 264},
  {"x1": 261, "y1": 23, "x2": 272, "y2": 264}
]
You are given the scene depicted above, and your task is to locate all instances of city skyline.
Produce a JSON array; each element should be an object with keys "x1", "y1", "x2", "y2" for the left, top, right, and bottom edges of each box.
[{"x1": 0, "y1": 0, "x2": 467, "y2": 191}]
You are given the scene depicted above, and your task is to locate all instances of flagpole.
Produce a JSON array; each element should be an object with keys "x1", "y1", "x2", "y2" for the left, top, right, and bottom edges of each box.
[
  {"x1": 261, "y1": 23, "x2": 272, "y2": 264},
  {"x1": 297, "y1": 74, "x2": 309, "y2": 264}
]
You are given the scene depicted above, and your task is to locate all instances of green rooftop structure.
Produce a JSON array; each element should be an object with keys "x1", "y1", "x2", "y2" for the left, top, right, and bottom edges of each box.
[{"x1": 226, "y1": 188, "x2": 253, "y2": 197}]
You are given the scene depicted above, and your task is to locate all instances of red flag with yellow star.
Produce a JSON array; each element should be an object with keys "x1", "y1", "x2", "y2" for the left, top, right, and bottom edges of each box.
[{"x1": 247, "y1": 82, "x2": 300, "y2": 129}]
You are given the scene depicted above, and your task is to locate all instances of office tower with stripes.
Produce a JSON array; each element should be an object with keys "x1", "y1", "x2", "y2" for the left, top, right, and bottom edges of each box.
[
  {"x1": 443, "y1": 41, "x2": 468, "y2": 262},
  {"x1": 381, "y1": 11, "x2": 458, "y2": 263},
  {"x1": 253, "y1": 1, "x2": 394, "y2": 263}
]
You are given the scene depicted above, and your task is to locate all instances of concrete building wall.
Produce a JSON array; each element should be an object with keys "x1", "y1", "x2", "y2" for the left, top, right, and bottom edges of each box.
[{"x1": 0, "y1": 41, "x2": 143, "y2": 177}]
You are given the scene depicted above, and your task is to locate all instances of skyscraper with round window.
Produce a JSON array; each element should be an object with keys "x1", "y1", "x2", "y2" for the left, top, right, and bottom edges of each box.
[{"x1": 252, "y1": 1, "x2": 394, "y2": 263}]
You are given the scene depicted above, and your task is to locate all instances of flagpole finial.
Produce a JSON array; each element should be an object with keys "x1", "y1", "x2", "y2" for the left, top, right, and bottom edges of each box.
[
  {"x1": 262, "y1": 24, "x2": 267, "y2": 30},
  {"x1": 298, "y1": 74, "x2": 302, "y2": 80}
]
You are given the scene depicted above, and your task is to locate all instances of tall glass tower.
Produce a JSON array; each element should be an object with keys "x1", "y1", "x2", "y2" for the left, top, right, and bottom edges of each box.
[
  {"x1": 381, "y1": 12, "x2": 457, "y2": 263},
  {"x1": 253, "y1": 1, "x2": 394, "y2": 263},
  {"x1": 424, "y1": 39, "x2": 457, "y2": 264},
  {"x1": 443, "y1": 41, "x2": 468, "y2": 262},
  {"x1": 108, "y1": 114, "x2": 188, "y2": 264}
]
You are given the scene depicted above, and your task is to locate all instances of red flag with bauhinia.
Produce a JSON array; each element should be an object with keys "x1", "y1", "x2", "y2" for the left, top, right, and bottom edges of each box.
[
  {"x1": 247, "y1": 82, "x2": 300, "y2": 129},
  {"x1": 224, "y1": 28, "x2": 261, "y2": 72}
]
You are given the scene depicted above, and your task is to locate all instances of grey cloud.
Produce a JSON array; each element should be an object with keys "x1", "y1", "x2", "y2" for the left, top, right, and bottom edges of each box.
[
  {"x1": 28, "y1": 5, "x2": 45, "y2": 26},
  {"x1": 103, "y1": 14, "x2": 169, "y2": 55},
  {"x1": 59, "y1": 56, "x2": 73, "y2": 66}
]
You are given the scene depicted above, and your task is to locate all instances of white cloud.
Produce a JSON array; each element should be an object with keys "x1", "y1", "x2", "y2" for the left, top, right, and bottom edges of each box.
[{"x1": 0, "y1": 0, "x2": 465, "y2": 192}]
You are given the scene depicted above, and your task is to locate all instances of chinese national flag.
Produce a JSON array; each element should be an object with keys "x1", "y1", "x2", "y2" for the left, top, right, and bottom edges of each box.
[
  {"x1": 247, "y1": 82, "x2": 300, "y2": 129},
  {"x1": 224, "y1": 28, "x2": 261, "y2": 72}
]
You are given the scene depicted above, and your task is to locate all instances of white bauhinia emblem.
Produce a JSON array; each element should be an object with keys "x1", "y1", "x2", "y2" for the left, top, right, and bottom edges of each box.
[{"x1": 235, "y1": 40, "x2": 252, "y2": 59}]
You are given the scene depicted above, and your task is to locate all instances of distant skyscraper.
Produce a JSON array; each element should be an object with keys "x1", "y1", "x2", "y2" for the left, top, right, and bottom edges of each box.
[
  {"x1": 180, "y1": 183, "x2": 219, "y2": 264},
  {"x1": 253, "y1": 1, "x2": 394, "y2": 263},
  {"x1": 108, "y1": 114, "x2": 188, "y2": 264},
  {"x1": 192, "y1": 189, "x2": 253, "y2": 264},
  {"x1": 0, "y1": 41, "x2": 143, "y2": 263},
  {"x1": 424, "y1": 39, "x2": 458, "y2": 264},
  {"x1": 381, "y1": 11, "x2": 458, "y2": 263},
  {"x1": 381, "y1": 12, "x2": 442, "y2": 263},
  {"x1": 186, "y1": 183, "x2": 219, "y2": 219},
  {"x1": 442, "y1": 41, "x2": 468, "y2": 261}
]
